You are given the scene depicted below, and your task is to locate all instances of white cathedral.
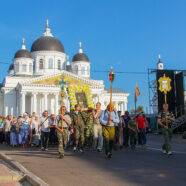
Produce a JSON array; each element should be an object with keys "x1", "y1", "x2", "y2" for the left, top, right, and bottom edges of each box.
[{"x1": 0, "y1": 21, "x2": 129, "y2": 117}]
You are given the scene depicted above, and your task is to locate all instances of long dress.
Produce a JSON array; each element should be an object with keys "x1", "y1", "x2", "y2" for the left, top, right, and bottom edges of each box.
[
  {"x1": 18, "y1": 118, "x2": 30, "y2": 144},
  {"x1": 31, "y1": 120, "x2": 40, "y2": 146},
  {"x1": 10, "y1": 123, "x2": 18, "y2": 146}
]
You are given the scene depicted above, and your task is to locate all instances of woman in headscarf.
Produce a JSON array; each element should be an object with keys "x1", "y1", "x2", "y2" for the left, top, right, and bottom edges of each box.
[
  {"x1": 10, "y1": 117, "x2": 18, "y2": 147},
  {"x1": 31, "y1": 115, "x2": 40, "y2": 146},
  {"x1": 18, "y1": 113, "x2": 30, "y2": 147}
]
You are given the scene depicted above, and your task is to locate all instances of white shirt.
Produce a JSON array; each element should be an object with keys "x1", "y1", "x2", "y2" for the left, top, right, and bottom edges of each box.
[
  {"x1": 31, "y1": 120, "x2": 39, "y2": 134},
  {"x1": 39, "y1": 117, "x2": 50, "y2": 132},
  {"x1": 5, "y1": 119, "x2": 11, "y2": 132}
]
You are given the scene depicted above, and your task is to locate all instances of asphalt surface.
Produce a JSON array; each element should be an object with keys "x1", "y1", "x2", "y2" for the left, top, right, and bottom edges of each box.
[{"x1": 1, "y1": 134, "x2": 186, "y2": 186}]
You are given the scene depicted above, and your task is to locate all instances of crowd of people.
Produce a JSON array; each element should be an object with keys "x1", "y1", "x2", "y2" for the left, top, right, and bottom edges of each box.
[{"x1": 0, "y1": 102, "x2": 151, "y2": 159}]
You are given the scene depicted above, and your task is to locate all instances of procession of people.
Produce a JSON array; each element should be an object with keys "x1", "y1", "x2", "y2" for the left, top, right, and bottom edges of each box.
[{"x1": 0, "y1": 102, "x2": 176, "y2": 159}]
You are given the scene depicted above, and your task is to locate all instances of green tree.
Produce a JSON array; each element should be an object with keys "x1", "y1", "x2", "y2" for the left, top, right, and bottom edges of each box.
[{"x1": 130, "y1": 106, "x2": 145, "y2": 114}]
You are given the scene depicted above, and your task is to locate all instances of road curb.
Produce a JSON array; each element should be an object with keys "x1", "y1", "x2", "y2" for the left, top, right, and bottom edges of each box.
[{"x1": 0, "y1": 153, "x2": 49, "y2": 186}]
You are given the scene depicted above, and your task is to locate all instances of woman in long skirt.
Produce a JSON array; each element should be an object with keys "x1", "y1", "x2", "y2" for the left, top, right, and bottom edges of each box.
[
  {"x1": 18, "y1": 113, "x2": 30, "y2": 147},
  {"x1": 31, "y1": 116, "x2": 40, "y2": 146},
  {"x1": 10, "y1": 117, "x2": 18, "y2": 147}
]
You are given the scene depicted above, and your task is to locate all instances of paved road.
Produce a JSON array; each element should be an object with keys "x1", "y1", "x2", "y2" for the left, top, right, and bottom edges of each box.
[{"x1": 1, "y1": 134, "x2": 186, "y2": 186}]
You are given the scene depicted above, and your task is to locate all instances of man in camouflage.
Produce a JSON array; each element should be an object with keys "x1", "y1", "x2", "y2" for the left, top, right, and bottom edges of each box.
[
  {"x1": 83, "y1": 108, "x2": 94, "y2": 149},
  {"x1": 54, "y1": 106, "x2": 71, "y2": 159},
  {"x1": 71, "y1": 104, "x2": 85, "y2": 152},
  {"x1": 158, "y1": 104, "x2": 175, "y2": 155}
]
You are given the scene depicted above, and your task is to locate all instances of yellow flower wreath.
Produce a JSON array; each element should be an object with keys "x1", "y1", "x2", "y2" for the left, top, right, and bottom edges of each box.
[{"x1": 68, "y1": 85, "x2": 94, "y2": 110}]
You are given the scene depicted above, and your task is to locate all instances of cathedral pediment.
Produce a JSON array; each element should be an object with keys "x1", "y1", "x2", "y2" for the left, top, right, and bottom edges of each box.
[
  {"x1": 32, "y1": 74, "x2": 91, "y2": 86},
  {"x1": 19, "y1": 71, "x2": 103, "y2": 87}
]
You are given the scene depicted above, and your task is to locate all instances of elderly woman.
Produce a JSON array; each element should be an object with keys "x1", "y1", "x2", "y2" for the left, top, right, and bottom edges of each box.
[
  {"x1": 10, "y1": 117, "x2": 18, "y2": 147},
  {"x1": 31, "y1": 115, "x2": 40, "y2": 147},
  {"x1": 18, "y1": 113, "x2": 30, "y2": 147}
]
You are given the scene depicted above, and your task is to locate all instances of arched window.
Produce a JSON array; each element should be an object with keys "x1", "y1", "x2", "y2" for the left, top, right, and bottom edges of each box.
[
  {"x1": 39, "y1": 59, "x2": 44, "y2": 70},
  {"x1": 15, "y1": 62, "x2": 19, "y2": 73},
  {"x1": 22, "y1": 64, "x2": 27, "y2": 72},
  {"x1": 48, "y1": 58, "x2": 53, "y2": 69},
  {"x1": 81, "y1": 66, "x2": 85, "y2": 75},
  {"x1": 57, "y1": 60, "x2": 61, "y2": 70}
]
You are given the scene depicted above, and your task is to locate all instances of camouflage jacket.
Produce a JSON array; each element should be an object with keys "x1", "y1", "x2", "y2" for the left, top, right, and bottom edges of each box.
[
  {"x1": 81, "y1": 111, "x2": 94, "y2": 128},
  {"x1": 71, "y1": 111, "x2": 85, "y2": 128},
  {"x1": 158, "y1": 111, "x2": 174, "y2": 127}
]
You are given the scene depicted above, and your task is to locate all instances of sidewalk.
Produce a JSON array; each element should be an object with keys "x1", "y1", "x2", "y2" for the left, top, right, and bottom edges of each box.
[{"x1": 0, "y1": 159, "x2": 22, "y2": 186}]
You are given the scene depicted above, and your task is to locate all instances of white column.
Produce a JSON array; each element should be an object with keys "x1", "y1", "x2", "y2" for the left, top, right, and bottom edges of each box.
[
  {"x1": 124, "y1": 101, "x2": 127, "y2": 112},
  {"x1": 33, "y1": 93, "x2": 37, "y2": 113},
  {"x1": 44, "y1": 93, "x2": 48, "y2": 111},
  {"x1": 121, "y1": 102, "x2": 124, "y2": 115},
  {"x1": 115, "y1": 101, "x2": 118, "y2": 111},
  {"x1": 55, "y1": 93, "x2": 59, "y2": 115},
  {"x1": 20, "y1": 92, "x2": 26, "y2": 116}
]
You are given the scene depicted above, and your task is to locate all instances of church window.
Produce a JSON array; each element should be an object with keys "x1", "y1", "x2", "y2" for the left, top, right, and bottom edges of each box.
[
  {"x1": 74, "y1": 65, "x2": 78, "y2": 74},
  {"x1": 81, "y1": 66, "x2": 85, "y2": 75},
  {"x1": 48, "y1": 58, "x2": 53, "y2": 69},
  {"x1": 58, "y1": 60, "x2": 61, "y2": 70},
  {"x1": 39, "y1": 59, "x2": 44, "y2": 70},
  {"x1": 22, "y1": 64, "x2": 27, "y2": 72},
  {"x1": 29, "y1": 63, "x2": 32, "y2": 72},
  {"x1": 15, "y1": 63, "x2": 19, "y2": 73}
]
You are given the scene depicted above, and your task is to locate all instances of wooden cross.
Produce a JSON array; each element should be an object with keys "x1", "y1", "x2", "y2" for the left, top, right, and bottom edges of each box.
[{"x1": 56, "y1": 76, "x2": 69, "y2": 132}]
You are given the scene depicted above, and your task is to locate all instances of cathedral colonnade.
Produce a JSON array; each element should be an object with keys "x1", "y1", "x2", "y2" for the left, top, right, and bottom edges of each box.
[{"x1": 19, "y1": 91, "x2": 60, "y2": 116}]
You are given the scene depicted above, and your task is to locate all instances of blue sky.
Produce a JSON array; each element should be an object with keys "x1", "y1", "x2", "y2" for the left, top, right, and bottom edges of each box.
[{"x1": 0, "y1": 0, "x2": 185, "y2": 112}]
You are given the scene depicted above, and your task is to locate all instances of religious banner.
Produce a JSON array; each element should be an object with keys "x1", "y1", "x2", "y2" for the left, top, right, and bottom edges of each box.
[{"x1": 68, "y1": 85, "x2": 94, "y2": 110}]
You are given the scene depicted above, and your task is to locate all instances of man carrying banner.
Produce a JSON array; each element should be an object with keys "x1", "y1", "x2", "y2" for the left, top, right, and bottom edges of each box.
[
  {"x1": 158, "y1": 104, "x2": 175, "y2": 155},
  {"x1": 100, "y1": 103, "x2": 120, "y2": 159},
  {"x1": 54, "y1": 106, "x2": 71, "y2": 159}
]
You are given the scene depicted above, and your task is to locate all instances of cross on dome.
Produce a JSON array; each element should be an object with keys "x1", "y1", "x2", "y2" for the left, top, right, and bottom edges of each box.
[
  {"x1": 79, "y1": 41, "x2": 83, "y2": 53},
  {"x1": 46, "y1": 19, "x2": 49, "y2": 28},
  {"x1": 21, "y1": 38, "x2": 26, "y2": 50},
  {"x1": 43, "y1": 19, "x2": 53, "y2": 37}
]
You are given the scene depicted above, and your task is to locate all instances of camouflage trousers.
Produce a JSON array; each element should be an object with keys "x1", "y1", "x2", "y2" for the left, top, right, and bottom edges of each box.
[
  {"x1": 85, "y1": 125, "x2": 93, "y2": 148},
  {"x1": 74, "y1": 126, "x2": 85, "y2": 148},
  {"x1": 57, "y1": 128, "x2": 69, "y2": 156},
  {"x1": 161, "y1": 127, "x2": 173, "y2": 152}
]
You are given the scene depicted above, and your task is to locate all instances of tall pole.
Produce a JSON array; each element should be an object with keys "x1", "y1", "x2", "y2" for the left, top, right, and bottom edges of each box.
[
  {"x1": 164, "y1": 93, "x2": 168, "y2": 127},
  {"x1": 61, "y1": 92, "x2": 63, "y2": 132},
  {"x1": 109, "y1": 80, "x2": 113, "y2": 119},
  {"x1": 109, "y1": 68, "x2": 114, "y2": 122},
  {"x1": 135, "y1": 100, "x2": 136, "y2": 114}
]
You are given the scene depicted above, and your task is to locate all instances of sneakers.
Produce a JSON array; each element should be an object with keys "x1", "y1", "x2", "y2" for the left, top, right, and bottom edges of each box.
[
  {"x1": 167, "y1": 151, "x2": 172, "y2": 155},
  {"x1": 45, "y1": 148, "x2": 48, "y2": 151},
  {"x1": 79, "y1": 148, "x2": 84, "y2": 153},
  {"x1": 98, "y1": 149, "x2": 102, "y2": 153},
  {"x1": 73, "y1": 147, "x2": 77, "y2": 152},
  {"x1": 41, "y1": 147, "x2": 45, "y2": 151},
  {"x1": 162, "y1": 149, "x2": 166, "y2": 154},
  {"x1": 105, "y1": 152, "x2": 112, "y2": 159},
  {"x1": 57, "y1": 154, "x2": 64, "y2": 159}
]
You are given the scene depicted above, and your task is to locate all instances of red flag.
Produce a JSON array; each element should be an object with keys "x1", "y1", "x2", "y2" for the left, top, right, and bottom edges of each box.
[{"x1": 135, "y1": 83, "x2": 141, "y2": 102}]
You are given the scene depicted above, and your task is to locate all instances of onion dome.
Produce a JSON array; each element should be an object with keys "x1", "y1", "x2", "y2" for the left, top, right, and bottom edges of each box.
[
  {"x1": 31, "y1": 20, "x2": 65, "y2": 53},
  {"x1": 72, "y1": 42, "x2": 89, "y2": 62},
  {"x1": 14, "y1": 38, "x2": 32, "y2": 59},
  {"x1": 8, "y1": 64, "x2": 14, "y2": 71}
]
